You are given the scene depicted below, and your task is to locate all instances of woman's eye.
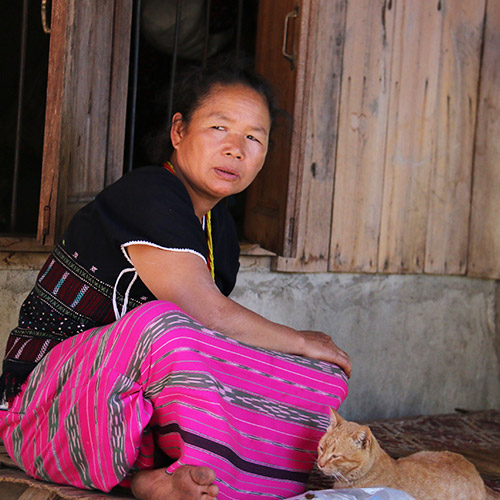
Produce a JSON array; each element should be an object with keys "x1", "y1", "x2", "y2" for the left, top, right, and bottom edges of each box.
[
  {"x1": 247, "y1": 135, "x2": 261, "y2": 143},
  {"x1": 212, "y1": 125, "x2": 225, "y2": 131}
]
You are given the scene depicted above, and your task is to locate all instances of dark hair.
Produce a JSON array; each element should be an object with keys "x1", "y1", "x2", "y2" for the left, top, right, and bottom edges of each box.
[
  {"x1": 145, "y1": 56, "x2": 279, "y2": 163},
  {"x1": 173, "y1": 57, "x2": 278, "y2": 127}
]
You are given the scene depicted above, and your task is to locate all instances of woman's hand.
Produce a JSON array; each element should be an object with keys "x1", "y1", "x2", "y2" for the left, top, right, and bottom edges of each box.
[{"x1": 298, "y1": 330, "x2": 352, "y2": 377}]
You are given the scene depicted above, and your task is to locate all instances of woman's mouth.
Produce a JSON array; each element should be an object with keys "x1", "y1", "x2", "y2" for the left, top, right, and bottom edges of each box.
[{"x1": 214, "y1": 167, "x2": 240, "y2": 181}]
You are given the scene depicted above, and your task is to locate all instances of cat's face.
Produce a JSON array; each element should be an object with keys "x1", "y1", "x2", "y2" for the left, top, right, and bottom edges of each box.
[{"x1": 317, "y1": 408, "x2": 376, "y2": 484}]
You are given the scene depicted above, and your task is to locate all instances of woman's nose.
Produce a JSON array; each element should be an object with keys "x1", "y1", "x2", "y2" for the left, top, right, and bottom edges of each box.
[
  {"x1": 223, "y1": 135, "x2": 244, "y2": 159},
  {"x1": 225, "y1": 150, "x2": 243, "y2": 160}
]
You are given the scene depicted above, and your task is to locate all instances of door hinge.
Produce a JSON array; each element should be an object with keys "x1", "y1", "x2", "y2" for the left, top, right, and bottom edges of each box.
[
  {"x1": 287, "y1": 217, "x2": 295, "y2": 244},
  {"x1": 42, "y1": 205, "x2": 51, "y2": 244}
]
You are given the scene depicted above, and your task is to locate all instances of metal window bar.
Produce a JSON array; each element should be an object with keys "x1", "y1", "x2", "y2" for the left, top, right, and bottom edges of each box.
[
  {"x1": 166, "y1": 0, "x2": 183, "y2": 127},
  {"x1": 5, "y1": 0, "x2": 49, "y2": 235},
  {"x1": 236, "y1": 0, "x2": 244, "y2": 57},
  {"x1": 125, "y1": 0, "x2": 246, "y2": 173},
  {"x1": 10, "y1": 0, "x2": 30, "y2": 232},
  {"x1": 202, "y1": 0, "x2": 212, "y2": 67},
  {"x1": 126, "y1": 0, "x2": 143, "y2": 173}
]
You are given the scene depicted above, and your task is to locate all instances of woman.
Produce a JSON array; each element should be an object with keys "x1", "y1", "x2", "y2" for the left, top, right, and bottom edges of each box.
[{"x1": 0, "y1": 61, "x2": 351, "y2": 500}]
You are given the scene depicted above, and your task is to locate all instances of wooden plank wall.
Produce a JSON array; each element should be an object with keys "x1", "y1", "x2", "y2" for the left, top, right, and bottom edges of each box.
[
  {"x1": 64, "y1": 1, "x2": 114, "y2": 201},
  {"x1": 330, "y1": 0, "x2": 395, "y2": 273},
  {"x1": 468, "y1": 0, "x2": 500, "y2": 279},
  {"x1": 329, "y1": 0, "x2": 487, "y2": 275},
  {"x1": 425, "y1": 1, "x2": 484, "y2": 275},
  {"x1": 378, "y1": 0, "x2": 443, "y2": 274},
  {"x1": 57, "y1": 0, "x2": 132, "y2": 232}
]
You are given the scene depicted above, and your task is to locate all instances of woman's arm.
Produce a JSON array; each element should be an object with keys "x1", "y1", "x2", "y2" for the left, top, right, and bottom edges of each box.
[{"x1": 127, "y1": 244, "x2": 351, "y2": 377}]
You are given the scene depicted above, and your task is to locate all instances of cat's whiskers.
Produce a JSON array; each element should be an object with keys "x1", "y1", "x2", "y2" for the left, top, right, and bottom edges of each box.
[
  {"x1": 331, "y1": 468, "x2": 351, "y2": 486},
  {"x1": 337, "y1": 471, "x2": 352, "y2": 485}
]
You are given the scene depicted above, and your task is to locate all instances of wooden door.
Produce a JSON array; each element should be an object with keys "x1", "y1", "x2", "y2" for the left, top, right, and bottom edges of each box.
[
  {"x1": 244, "y1": 0, "x2": 303, "y2": 256},
  {"x1": 37, "y1": 0, "x2": 132, "y2": 245}
]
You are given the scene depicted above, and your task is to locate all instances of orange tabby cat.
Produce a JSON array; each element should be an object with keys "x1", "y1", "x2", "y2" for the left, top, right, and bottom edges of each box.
[{"x1": 317, "y1": 408, "x2": 500, "y2": 500}]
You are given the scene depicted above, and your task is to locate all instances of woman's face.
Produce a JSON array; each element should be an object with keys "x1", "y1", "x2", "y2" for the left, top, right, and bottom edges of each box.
[{"x1": 170, "y1": 83, "x2": 271, "y2": 214}]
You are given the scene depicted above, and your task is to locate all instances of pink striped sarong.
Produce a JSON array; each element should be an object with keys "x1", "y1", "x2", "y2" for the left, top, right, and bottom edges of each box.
[{"x1": 0, "y1": 301, "x2": 348, "y2": 499}]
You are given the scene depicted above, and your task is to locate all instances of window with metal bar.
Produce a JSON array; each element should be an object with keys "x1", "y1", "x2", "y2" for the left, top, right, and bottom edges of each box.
[
  {"x1": 125, "y1": 0, "x2": 255, "y2": 162},
  {"x1": 0, "y1": 1, "x2": 50, "y2": 236},
  {"x1": 125, "y1": 0, "x2": 257, "y2": 235},
  {"x1": 1, "y1": 0, "x2": 257, "y2": 244}
]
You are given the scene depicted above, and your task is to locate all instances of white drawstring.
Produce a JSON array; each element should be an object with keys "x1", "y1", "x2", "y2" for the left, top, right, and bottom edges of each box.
[{"x1": 112, "y1": 268, "x2": 138, "y2": 320}]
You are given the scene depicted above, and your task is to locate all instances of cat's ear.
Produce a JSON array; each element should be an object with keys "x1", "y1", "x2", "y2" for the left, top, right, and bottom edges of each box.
[
  {"x1": 354, "y1": 426, "x2": 372, "y2": 450},
  {"x1": 329, "y1": 407, "x2": 345, "y2": 427}
]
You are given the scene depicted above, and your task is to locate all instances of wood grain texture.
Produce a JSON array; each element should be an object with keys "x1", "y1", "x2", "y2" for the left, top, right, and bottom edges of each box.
[
  {"x1": 329, "y1": 0, "x2": 395, "y2": 273},
  {"x1": 468, "y1": 0, "x2": 500, "y2": 278},
  {"x1": 105, "y1": 0, "x2": 133, "y2": 186},
  {"x1": 8, "y1": 0, "x2": 499, "y2": 279},
  {"x1": 44, "y1": 0, "x2": 132, "y2": 233},
  {"x1": 425, "y1": 0, "x2": 485, "y2": 275},
  {"x1": 259, "y1": 0, "x2": 490, "y2": 275},
  {"x1": 18, "y1": 0, "x2": 131, "y2": 247},
  {"x1": 275, "y1": 0, "x2": 347, "y2": 272},
  {"x1": 61, "y1": 0, "x2": 115, "y2": 229},
  {"x1": 378, "y1": 0, "x2": 443, "y2": 273},
  {"x1": 36, "y1": 0, "x2": 69, "y2": 246}
]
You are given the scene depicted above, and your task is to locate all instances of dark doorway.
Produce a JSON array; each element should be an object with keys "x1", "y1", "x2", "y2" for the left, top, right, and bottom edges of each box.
[{"x1": 0, "y1": 2, "x2": 50, "y2": 235}]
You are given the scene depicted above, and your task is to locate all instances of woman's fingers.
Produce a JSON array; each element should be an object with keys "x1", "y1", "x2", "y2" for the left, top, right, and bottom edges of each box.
[{"x1": 300, "y1": 330, "x2": 352, "y2": 378}]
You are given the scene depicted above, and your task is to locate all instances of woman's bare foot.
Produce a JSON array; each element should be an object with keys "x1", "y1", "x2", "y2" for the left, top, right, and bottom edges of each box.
[{"x1": 130, "y1": 465, "x2": 219, "y2": 500}]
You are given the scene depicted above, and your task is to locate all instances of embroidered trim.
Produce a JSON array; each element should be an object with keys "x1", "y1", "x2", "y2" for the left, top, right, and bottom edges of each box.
[
  {"x1": 53, "y1": 244, "x2": 142, "y2": 308},
  {"x1": 121, "y1": 241, "x2": 207, "y2": 266},
  {"x1": 10, "y1": 326, "x2": 68, "y2": 341}
]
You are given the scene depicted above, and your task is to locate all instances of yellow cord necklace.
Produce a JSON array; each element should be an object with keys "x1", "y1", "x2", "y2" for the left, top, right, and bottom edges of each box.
[{"x1": 164, "y1": 161, "x2": 215, "y2": 281}]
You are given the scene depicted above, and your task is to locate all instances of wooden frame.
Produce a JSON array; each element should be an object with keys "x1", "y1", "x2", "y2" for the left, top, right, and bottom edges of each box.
[
  {"x1": 0, "y1": 0, "x2": 133, "y2": 251},
  {"x1": 36, "y1": 0, "x2": 68, "y2": 247},
  {"x1": 244, "y1": 0, "x2": 304, "y2": 257}
]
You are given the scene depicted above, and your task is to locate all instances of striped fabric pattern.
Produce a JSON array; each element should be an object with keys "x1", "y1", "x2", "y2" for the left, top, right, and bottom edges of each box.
[{"x1": 0, "y1": 301, "x2": 348, "y2": 500}]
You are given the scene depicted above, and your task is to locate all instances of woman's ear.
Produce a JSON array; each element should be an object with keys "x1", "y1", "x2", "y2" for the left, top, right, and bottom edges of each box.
[{"x1": 170, "y1": 112, "x2": 185, "y2": 150}]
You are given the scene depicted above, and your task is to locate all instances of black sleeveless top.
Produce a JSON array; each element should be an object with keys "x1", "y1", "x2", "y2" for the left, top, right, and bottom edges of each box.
[{"x1": 1, "y1": 166, "x2": 240, "y2": 400}]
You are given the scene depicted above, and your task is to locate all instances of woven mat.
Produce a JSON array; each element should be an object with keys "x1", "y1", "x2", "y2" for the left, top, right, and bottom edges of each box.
[
  {"x1": 1, "y1": 410, "x2": 499, "y2": 498},
  {"x1": 0, "y1": 445, "x2": 132, "y2": 500},
  {"x1": 0, "y1": 468, "x2": 133, "y2": 500}
]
